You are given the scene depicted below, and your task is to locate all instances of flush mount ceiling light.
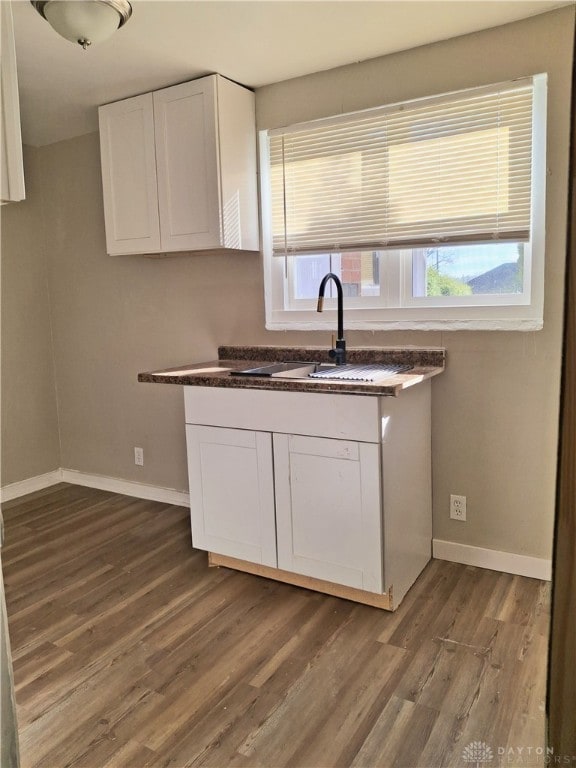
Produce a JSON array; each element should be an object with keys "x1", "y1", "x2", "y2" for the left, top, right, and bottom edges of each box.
[{"x1": 31, "y1": 0, "x2": 132, "y2": 50}]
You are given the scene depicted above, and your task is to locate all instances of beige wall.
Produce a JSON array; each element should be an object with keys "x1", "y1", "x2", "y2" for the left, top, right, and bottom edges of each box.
[
  {"x1": 1, "y1": 147, "x2": 60, "y2": 485},
  {"x1": 1, "y1": 8, "x2": 573, "y2": 560}
]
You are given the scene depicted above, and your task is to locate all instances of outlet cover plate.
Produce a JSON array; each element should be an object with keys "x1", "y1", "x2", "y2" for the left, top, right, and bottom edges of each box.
[{"x1": 450, "y1": 494, "x2": 467, "y2": 521}]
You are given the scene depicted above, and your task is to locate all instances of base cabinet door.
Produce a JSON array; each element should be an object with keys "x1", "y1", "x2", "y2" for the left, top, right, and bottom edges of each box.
[
  {"x1": 186, "y1": 425, "x2": 277, "y2": 567},
  {"x1": 273, "y1": 434, "x2": 383, "y2": 593}
]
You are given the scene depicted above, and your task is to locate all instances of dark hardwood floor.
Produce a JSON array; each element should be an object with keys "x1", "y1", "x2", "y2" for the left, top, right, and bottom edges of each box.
[{"x1": 2, "y1": 483, "x2": 549, "y2": 768}]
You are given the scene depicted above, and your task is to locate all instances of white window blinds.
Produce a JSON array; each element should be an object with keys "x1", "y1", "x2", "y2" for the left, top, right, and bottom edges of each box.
[{"x1": 268, "y1": 78, "x2": 535, "y2": 256}]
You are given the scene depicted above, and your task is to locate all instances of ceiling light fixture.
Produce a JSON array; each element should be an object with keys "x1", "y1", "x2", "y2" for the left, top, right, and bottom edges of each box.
[{"x1": 30, "y1": 0, "x2": 132, "y2": 50}]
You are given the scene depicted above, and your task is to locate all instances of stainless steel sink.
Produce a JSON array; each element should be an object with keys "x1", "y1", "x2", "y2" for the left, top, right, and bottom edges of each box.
[
  {"x1": 230, "y1": 361, "x2": 333, "y2": 378},
  {"x1": 230, "y1": 362, "x2": 412, "y2": 381}
]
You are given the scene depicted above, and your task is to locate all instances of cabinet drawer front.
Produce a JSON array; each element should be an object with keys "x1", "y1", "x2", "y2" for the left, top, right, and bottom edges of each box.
[
  {"x1": 98, "y1": 94, "x2": 161, "y2": 255},
  {"x1": 186, "y1": 425, "x2": 276, "y2": 567},
  {"x1": 184, "y1": 387, "x2": 380, "y2": 443},
  {"x1": 288, "y1": 434, "x2": 359, "y2": 461}
]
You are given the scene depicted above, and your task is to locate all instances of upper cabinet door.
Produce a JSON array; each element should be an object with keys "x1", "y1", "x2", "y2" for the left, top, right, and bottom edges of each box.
[
  {"x1": 1, "y1": 1, "x2": 25, "y2": 204},
  {"x1": 98, "y1": 94, "x2": 161, "y2": 255},
  {"x1": 153, "y1": 79, "x2": 221, "y2": 252}
]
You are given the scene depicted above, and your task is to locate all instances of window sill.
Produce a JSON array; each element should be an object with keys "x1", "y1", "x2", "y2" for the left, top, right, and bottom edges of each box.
[{"x1": 266, "y1": 318, "x2": 543, "y2": 332}]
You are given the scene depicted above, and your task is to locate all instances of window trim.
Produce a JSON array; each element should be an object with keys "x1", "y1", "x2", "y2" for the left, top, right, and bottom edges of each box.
[{"x1": 260, "y1": 74, "x2": 547, "y2": 332}]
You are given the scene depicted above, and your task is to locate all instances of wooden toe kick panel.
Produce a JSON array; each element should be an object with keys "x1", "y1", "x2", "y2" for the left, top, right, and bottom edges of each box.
[{"x1": 208, "y1": 552, "x2": 394, "y2": 610}]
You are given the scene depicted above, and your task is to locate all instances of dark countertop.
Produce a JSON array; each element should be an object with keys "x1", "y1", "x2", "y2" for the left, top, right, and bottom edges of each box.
[{"x1": 138, "y1": 346, "x2": 445, "y2": 397}]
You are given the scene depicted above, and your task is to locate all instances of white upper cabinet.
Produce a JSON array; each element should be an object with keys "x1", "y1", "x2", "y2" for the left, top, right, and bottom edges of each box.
[
  {"x1": 1, "y1": 1, "x2": 25, "y2": 204},
  {"x1": 98, "y1": 74, "x2": 259, "y2": 256}
]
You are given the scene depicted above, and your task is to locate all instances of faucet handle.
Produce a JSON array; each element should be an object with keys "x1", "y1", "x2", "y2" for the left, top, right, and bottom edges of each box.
[{"x1": 329, "y1": 346, "x2": 346, "y2": 366}]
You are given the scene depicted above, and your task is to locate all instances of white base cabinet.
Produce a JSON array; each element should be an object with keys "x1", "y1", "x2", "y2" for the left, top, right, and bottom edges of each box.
[{"x1": 184, "y1": 384, "x2": 432, "y2": 609}]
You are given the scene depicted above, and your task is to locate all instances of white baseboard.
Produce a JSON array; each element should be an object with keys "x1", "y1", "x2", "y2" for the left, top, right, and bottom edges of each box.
[
  {"x1": 61, "y1": 469, "x2": 190, "y2": 507},
  {"x1": 433, "y1": 539, "x2": 552, "y2": 581},
  {"x1": 1, "y1": 468, "x2": 189, "y2": 508},
  {"x1": 0, "y1": 469, "x2": 64, "y2": 502}
]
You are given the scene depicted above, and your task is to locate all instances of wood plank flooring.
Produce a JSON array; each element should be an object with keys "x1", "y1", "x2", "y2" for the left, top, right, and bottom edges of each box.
[{"x1": 2, "y1": 483, "x2": 550, "y2": 768}]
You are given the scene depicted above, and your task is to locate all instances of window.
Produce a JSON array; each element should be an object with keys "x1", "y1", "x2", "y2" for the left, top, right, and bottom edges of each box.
[{"x1": 260, "y1": 75, "x2": 547, "y2": 331}]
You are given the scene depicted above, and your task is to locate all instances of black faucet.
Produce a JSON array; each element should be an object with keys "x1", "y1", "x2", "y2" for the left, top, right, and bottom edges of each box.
[{"x1": 317, "y1": 272, "x2": 346, "y2": 365}]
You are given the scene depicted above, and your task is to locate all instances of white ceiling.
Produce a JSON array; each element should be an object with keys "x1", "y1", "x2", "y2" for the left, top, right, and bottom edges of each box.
[{"x1": 11, "y1": 0, "x2": 574, "y2": 147}]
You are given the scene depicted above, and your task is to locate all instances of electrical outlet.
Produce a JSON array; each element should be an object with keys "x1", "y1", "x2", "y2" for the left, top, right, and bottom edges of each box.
[
  {"x1": 134, "y1": 447, "x2": 144, "y2": 466},
  {"x1": 450, "y1": 494, "x2": 466, "y2": 521}
]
